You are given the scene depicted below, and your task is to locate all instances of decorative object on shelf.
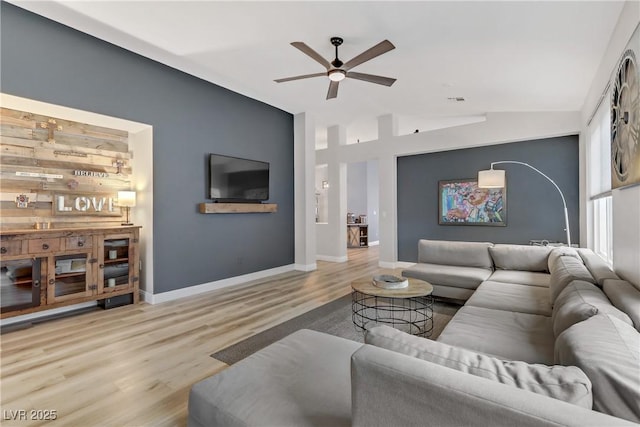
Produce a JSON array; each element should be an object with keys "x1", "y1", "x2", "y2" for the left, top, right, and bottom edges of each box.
[
  {"x1": 438, "y1": 179, "x2": 506, "y2": 226},
  {"x1": 40, "y1": 118, "x2": 62, "y2": 143},
  {"x1": 112, "y1": 159, "x2": 126, "y2": 175},
  {"x1": 611, "y1": 23, "x2": 639, "y2": 190},
  {"x1": 347, "y1": 213, "x2": 356, "y2": 224},
  {"x1": 15, "y1": 194, "x2": 29, "y2": 208},
  {"x1": 478, "y1": 160, "x2": 570, "y2": 245},
  {"x1": 358, "y1": 215, "x2": 367, "y2": 224},
  {"x1": 372, "y1": 274, "x2": 409, "y2": 289},
  {"x1": 117, "y1": 191, "x2": 136, "y2": 225}
]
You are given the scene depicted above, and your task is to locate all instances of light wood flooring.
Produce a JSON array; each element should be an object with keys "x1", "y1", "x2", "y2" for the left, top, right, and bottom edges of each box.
[{"x1": 1, "y1": 247, "x2": 387, "y2": 426}]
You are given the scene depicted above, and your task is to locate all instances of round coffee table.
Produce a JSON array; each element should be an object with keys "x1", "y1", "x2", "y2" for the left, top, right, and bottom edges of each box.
[{"x1": 351, "y1": 276, "x2": 434, "y2": 337}]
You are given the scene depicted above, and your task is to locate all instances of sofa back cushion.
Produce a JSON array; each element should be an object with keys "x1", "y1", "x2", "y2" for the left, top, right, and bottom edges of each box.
[
  {"x1": 489, "y1": 244, "x2": 552, "y2": 272},
  {"x1": 577, "y1": 248, "x2": 619, "y2": 286},
  {"x1": 555, "y1": 314, "x2": 640, "y2": 423},
  {"x1": 548, "y1": 247, "x2": 581, "y2": 272},
  {"x1": 552, "y1": 280, "x2": 633, "y2": 337},
  {"x1": 549, "y1": 255, "x2": 595, "y2": 303},
  {"x1": 418, "y1": 239, "x2": 493, "y2": 269},
  {"x1": 366, "y1": 325, "x2": 592, "y2": 408},
  {"x1": 603, "y1": 279, "x2": 640, "y2": 332}
]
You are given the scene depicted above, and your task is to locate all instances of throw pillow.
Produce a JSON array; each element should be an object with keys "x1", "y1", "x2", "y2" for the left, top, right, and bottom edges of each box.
[
  {"x1": 555, "y1": 314, "x2": 640, "y2": 423},
  {"x1": 365, "y1": 325, "x2": 592, "y2": 408},
  {"x1": 552, "y1": 280, "x2": 633, "y2": 337}
]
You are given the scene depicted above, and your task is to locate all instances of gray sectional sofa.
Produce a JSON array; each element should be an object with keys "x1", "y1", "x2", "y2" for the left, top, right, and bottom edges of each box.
[{"x1": 188, "y1": 240, "x2": 640, "y2": 427}]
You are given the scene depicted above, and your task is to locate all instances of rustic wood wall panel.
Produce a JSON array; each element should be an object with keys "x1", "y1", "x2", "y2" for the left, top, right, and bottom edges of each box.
[{"x1": 0, "y1": 108, "x2": 132, "y2": 229}]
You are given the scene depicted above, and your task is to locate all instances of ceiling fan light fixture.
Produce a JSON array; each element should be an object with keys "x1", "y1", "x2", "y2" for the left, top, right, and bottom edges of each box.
[{"x1": 328, "y1": 69, "x2": 346, "y2": 82}]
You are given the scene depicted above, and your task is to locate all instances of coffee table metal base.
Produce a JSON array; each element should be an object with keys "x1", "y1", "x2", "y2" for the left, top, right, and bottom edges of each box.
[{"x1": 351, "y1": 290, "x2": 433, "y2": 337}]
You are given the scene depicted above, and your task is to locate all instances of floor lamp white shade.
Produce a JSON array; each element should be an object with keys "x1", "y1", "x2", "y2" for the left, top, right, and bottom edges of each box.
[
  {"x1": 477, "y1": 161, "x2": 571, "y2": 246},
  {"x1": 477, "y1": 169, "x2": 506, "y2": 188}
]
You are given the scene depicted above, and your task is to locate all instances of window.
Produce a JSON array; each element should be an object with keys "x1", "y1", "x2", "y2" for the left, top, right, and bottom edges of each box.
[{"x1": 587, "y1": 95, "x2": 613, "y2": 263}]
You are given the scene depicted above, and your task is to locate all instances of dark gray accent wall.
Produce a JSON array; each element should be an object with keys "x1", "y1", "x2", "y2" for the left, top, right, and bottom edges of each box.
[
  {"x1": 397, "y1": 136, "x2": 579, "y2": 262},
  {"x1": 1, "y1": 3, "x2": 294, "y2": 293}
]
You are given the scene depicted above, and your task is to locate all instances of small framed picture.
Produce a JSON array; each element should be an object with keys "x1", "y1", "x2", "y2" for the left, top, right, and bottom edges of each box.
[{"x1": 15, "y1": 194, "x2": 29, "y2": 209}]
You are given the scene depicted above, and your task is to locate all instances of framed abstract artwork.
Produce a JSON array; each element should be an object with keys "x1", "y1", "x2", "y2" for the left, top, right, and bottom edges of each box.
[{"x1": 438, "y1": 179, "x2": 506, "y2": 226}]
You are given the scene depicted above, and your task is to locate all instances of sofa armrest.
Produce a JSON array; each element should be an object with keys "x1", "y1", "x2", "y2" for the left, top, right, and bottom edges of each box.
[{"x1": 351, "y1": 345, "x2": 635, "y2": 427}]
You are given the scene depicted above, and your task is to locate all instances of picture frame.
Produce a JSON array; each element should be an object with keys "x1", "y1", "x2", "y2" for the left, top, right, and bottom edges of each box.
[{"x1": 438, "y1": 179, "x2": 506, "y2": 226}]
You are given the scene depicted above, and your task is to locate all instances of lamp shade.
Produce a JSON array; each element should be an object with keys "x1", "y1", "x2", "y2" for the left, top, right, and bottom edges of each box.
[
  {"x1": 477, "y1": 169, "x2": 505, "y2": 188},
  {"x1": 117, "y1": 191, "x2": 136, "y2": 207}
]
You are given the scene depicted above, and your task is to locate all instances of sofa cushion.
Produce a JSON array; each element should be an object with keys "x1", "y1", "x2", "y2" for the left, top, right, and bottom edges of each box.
[
  {"x1": 488, "y1": 270, "x2": 551, "y2": 287},
  {"x1": 437, "y1": 306, "x2": 554, "y2": 364},
  {"x1": 548, "y1": 247, "x2": 581, "y2": 271},
  {"x1": 466, "y1": 281, "x2": 551, "y2": 316},
  {"x1": 576, "y1": 248, "x2": 619, "y2": 286},
  {"x1": 555, "y1": 314, "x2": 640, "y2": 423},
  {"x1": 418, "y1": 239, "x2": 493, "y2": 269},
  {"x1": 489, "y1": 244, "x2": 552, "y2": 272},
  {"x1": 603, "y1": 279, "x2": 640, "y2": 331},
  {"x1": 552, "y1": 281, "x2": 633, "y2": 337},
  {"x1": 549, "y1": 255, "x2": 595, "y2": 304},
  {"x1": 366, "y1": 325, "x2": 592, "y2": 408},
  {"x1": 188, "y1": 329, "x2": 362, "y2": 427},
  {"x1": 402, "y1": 263, "x2": 492, "y2": 290}
]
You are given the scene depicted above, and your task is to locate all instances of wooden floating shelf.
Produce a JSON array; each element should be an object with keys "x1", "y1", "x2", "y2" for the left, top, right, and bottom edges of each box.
[{"x1": 199, "y1": 203, "x2": 278, "y2": 214}]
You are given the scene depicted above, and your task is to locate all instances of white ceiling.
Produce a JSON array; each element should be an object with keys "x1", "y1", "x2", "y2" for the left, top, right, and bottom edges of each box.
[{"x1": 12, "y1": 1, "x2": 625, "y2": 144}]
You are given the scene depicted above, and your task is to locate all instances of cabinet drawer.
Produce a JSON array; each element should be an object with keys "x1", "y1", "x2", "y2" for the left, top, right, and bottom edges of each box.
[
  {"x1": 0, "y1": 240, "x2": 23, "y2": 256},
  {"x1": 28, "y1": 238, "x2": 61, "y2": 254},
  {"x1": 66, "y1": 236, "x2": 92, "y2": 250}
]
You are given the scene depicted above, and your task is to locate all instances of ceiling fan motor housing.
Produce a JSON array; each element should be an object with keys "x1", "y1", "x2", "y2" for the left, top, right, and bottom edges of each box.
[{"x1": 331, "y1": 37, "x2": 344, "y2": 68}]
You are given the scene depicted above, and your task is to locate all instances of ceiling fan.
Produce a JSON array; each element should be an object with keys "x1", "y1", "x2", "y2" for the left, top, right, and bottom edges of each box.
[{"x1": 275, "y1": 37, "x2": 396, "y2": 100}]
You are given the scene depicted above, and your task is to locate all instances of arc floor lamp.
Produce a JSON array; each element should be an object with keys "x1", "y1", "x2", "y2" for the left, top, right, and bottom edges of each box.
[{"x1": 477, "y1": 161, "x2": 571, "y2": 246}]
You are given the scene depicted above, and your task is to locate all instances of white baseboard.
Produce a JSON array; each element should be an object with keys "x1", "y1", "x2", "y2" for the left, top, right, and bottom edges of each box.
[
  {"x1": 0, "y1": 301, "x2": 98, "y2": 326},
  {"x1": 395, "y1": 261, "x2": 416, "y2": 268},
  {"x1": 148, "y1": 264, "x2": 297, "y2": 304},
  {"x1": 139, "y1": 289, "x2": 154, "y2": 304},
  {"x1": 316, "y1": 254, "x2": 348, "y2": 263},
  {"x1": 294, "y1": 263, "x2": 317, "y2": 272},
  {"x1": 368, "y1": 240, "x2": 380, "y2": 246}
]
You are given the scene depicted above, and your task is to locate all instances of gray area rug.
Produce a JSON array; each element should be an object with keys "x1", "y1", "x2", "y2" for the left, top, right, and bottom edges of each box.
[{"x1": 212, "y1": 294, "x2": 459, "y2": 365}]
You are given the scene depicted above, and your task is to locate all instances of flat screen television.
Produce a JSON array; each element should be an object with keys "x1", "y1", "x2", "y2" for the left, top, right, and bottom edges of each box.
[{"x1": 209, "y1": 153, "x2": 269, "y2": 202}]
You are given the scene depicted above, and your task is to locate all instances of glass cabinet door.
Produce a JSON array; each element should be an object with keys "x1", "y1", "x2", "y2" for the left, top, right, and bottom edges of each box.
[
  {"x1": 49, "y1": 253, "x2": 94, "y2": 302},
  {"x1": 0, "y1": 258, "x2": 41, "y2": 313},
  {"x1": 101, "y1": 237, "x2": 131, "y2": 292}
]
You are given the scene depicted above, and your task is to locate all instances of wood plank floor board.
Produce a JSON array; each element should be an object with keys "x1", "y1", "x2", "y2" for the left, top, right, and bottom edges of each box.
[{"x1": 1, "y1": 247, "x2": 385, "y2": 426}]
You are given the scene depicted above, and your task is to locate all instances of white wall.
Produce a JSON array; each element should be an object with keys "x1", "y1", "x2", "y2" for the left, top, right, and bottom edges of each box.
[{"x1": 581, "y1": 1, "x2": 640, "y2": 286}]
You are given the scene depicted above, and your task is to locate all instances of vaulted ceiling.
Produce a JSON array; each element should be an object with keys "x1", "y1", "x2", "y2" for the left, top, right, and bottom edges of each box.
[{"x1": 11, "y1": 1, "x2": 625, "y2": 143}]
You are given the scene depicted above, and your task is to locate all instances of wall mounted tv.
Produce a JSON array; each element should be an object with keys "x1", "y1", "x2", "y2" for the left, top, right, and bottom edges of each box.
[{"x1": 209, "y1": 153, "x2": 269, "y2": 202}]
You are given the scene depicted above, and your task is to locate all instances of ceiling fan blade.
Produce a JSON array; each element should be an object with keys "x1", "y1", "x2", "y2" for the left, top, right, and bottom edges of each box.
[
  {"x1": 327, "y1": 81, "x2": 339, "y2": 99},
  {"x1": 291, "y1": 42, "x2": 331, "y2": 70},
  {"x1": 346, "y1": 72, "x2": 396, "y2": 87},
  {"x1": 343, "y1": 40, "x2": 395, "y2": 71},
  {"x1": 274, "y1": 72, "x2": 326, "y2": 83}
]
